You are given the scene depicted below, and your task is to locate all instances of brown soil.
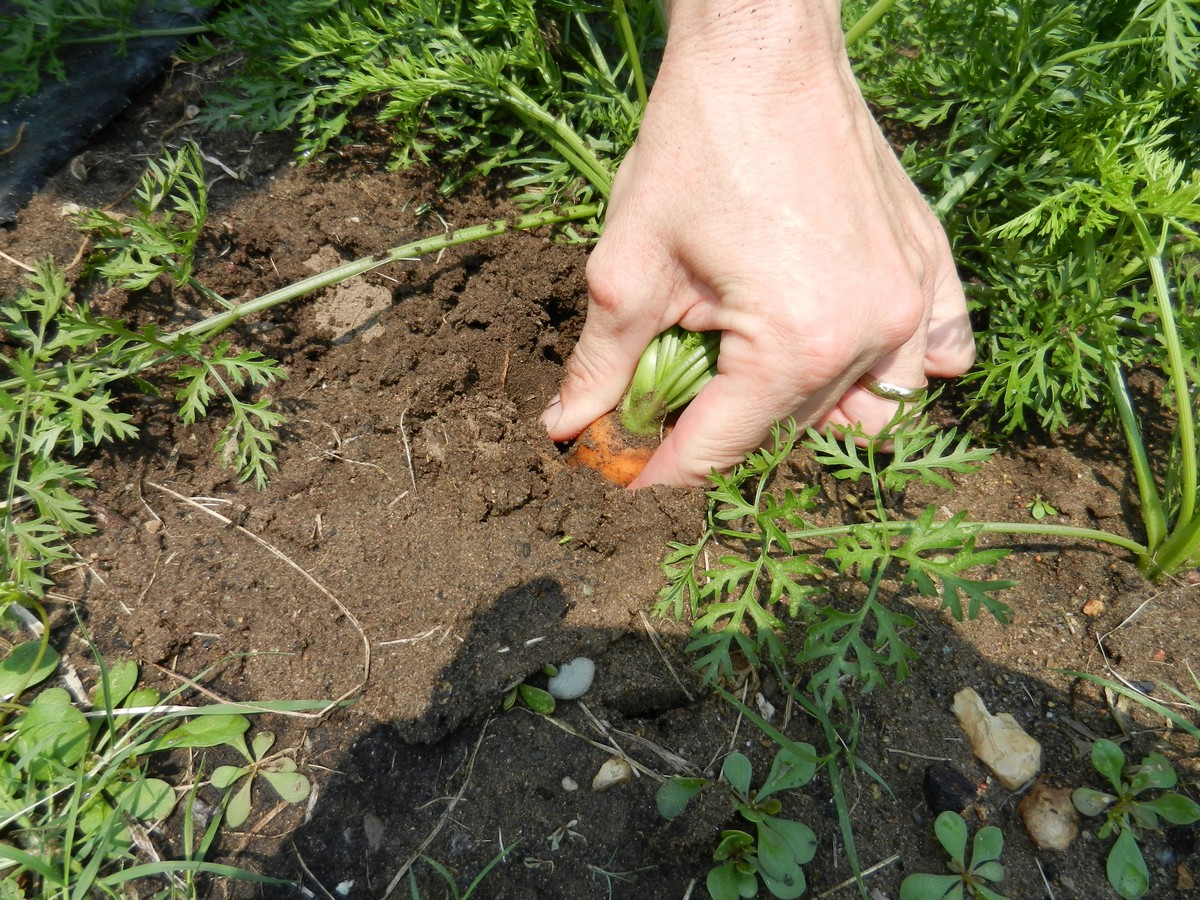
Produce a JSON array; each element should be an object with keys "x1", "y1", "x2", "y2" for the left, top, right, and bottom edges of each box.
[{"x1": 2, "y1": 58, "x2": 1198, "y2": 900}]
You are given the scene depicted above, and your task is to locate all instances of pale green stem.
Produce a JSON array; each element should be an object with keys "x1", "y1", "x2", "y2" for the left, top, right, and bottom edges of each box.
[
  {"x1": 620, "y1": 328, "x2": 718, "y2": 435},
  {"x1": 0, "y1": 205, "x2": 602, "y2": 395},
  {"x1": 501, "y1": 82, "x2": 613, "y2": 197},
  {"x1": 1104, "y1": 347, "x2": 1167, "y2": 556},
  {"x1": 612, "y1": 0, "x2": 649, "y2": 111},
  {"x1": 1083, "y1": 231, "x2": 1168, "y2": 559},
  {"x1": 844, "y1": 0, "x2": 899, "y2": 48},
  {"x1": 60, "y1": 25, "x2": 211, "y2": 45},
  {"x1": 711, "y1": 519, "x2": 1148, "y2": 559},
  {"x1": 1137, "y1": 220, "x2": 1196, "y2": 527}
]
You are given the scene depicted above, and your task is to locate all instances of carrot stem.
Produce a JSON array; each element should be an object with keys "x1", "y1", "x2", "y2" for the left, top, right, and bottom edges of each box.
[{"x1": 619, "y1": 327, "x2": 719, "y2": 435}]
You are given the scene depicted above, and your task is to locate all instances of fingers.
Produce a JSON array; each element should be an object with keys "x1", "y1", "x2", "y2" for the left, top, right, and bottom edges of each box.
[
  {"x1": 544, "y1": 217, "x2": 693, "y2": 440},
  {"x1": 629, "y1": 325, "x2": 848, "y2": 487},
  {"x1": 924, "y1": 257, "x2": 976, "y2": 377},
  {"x1": 542, "y1": 304, "x2": 657, "y2": 442},
  {"x1": 630, "y1": 371, "x2": 783, "y2": 488}
]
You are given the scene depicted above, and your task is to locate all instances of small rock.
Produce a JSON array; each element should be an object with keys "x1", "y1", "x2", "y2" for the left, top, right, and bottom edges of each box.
[
  {"x1": 592, "y1": 756, "x2": 632, "y2": 792},
  {"x1": 923, "y1": 763, "x2": 978, "y2": 814},
  {"x1": 547, "y1": 657, "x2": 596, "y2": 700},
  {"x1": 1082, "y1": 597, "x2": 1105, "y2": 617},
  {"x1": 362, "y1": 812, "x2": 384, "y2": 851},
  {"x1": 1019, "y1": 780, "x2": 1078, "y2": 851},
  {"x1": 755, "y1": 691, "x2": 776, "y2": 722},
  {"x1": 562, "y1": 776, "x2": 579, "y2": 792},
  {"x1": 1177, "y1": 863, "x2": 1194, "y2": 892},
  {"x1": 953, "y1": 687, "x2": 1042, "y2": 790}
]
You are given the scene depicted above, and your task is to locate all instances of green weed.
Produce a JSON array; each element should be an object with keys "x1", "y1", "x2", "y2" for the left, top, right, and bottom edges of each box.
[
  {"x1": 0, "y1": 630, "x2": 324, "y2": 894},
  {"x1": 406, "y1": 841, "x2": 519, "y2": 900},
  {"x1": 658, "y1": 746, "x2": 818, "y2": 900},
  {"x1": 899, "y1": 811, "x2": 1010, "y2": 900},
  {"x1": 1072, "y1": 738, "x2": 1200, "y2": 899}
]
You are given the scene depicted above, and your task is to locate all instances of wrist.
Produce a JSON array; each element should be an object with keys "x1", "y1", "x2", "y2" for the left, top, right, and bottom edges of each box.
[{"x1": 663, "y1": 1, "x2": 846, "y2": 70}]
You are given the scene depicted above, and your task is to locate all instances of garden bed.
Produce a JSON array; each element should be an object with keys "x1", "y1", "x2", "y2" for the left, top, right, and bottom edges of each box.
[{"x1": 2, "y1": 47, "x2": 1199, "y2": 900}]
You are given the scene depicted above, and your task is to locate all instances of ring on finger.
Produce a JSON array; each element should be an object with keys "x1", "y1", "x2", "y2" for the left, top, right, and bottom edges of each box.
[{"x1": 856, "y1": 373, "x2": 928, "y2": 403}]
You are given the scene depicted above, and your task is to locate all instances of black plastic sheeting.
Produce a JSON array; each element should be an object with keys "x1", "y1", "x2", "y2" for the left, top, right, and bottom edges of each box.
[{"x1": 0, "y1": 2, "x2": 210, "y2": 223}]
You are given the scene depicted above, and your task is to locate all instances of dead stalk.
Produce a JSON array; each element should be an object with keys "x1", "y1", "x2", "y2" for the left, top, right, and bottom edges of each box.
[{"x1": 381, "y1": 718, "x2": 492, "y2": 898}]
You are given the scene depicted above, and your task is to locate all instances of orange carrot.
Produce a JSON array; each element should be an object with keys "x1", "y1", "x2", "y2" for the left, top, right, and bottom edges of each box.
[
  {"x1": 564, "y1": 326, "x2": 718, "y2": 487},
  {"x1": 568, "y1": 411, "x2": 660, "y2": 487}
]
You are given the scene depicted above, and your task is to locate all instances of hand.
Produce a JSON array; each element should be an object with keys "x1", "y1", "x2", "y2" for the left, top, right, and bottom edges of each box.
[{"x1": 541, "y1": 1, "x2": 975, "y2": 487}]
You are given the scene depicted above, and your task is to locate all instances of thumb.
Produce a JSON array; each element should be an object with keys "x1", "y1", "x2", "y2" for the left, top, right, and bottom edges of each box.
[{"x1": 542, "y1": 305, "x2": 660, "y2": 441}]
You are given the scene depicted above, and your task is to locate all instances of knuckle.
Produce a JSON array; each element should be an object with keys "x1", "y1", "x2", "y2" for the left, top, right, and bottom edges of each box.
[
  {"x1": 770, "y1": 308, "x2": 860, "y2": 380},
  {"x1": 584, "y1": 250, "x2": 634, "y2": 315}
]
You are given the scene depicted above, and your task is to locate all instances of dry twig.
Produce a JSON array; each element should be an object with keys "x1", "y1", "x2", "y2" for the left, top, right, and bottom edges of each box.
[{"x1": 382, "y1": 718, "x2": 492, "y2": 898}]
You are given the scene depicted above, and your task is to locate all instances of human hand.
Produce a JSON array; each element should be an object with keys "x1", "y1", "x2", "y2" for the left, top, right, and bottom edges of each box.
[{"x1": 541, "y1": 1, "x2": 975, "y2": 487}]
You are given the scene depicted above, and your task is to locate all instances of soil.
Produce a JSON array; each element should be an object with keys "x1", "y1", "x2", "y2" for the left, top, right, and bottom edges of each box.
[{"x1": 2, "y1": 56, "x2": 1198, "y2": 900}]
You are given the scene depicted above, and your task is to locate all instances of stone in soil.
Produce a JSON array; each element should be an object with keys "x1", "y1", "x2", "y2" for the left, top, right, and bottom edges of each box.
[{"x1": 953, "y1": 687, "x2": 1042, "y2": 791}]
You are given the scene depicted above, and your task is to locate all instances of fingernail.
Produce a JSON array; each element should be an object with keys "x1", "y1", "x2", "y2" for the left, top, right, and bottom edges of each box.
[{"x1": 540, "y1": 394, "x2": 562, "y2": 432}]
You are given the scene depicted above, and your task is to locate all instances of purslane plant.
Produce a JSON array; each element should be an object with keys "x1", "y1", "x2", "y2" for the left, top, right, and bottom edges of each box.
[
  {"x1": 899, "y1": 811, "x2": 1010, "y2": 900},
  {"x1": 0, "y1": 633, "x2": 325, "y2": 892}
]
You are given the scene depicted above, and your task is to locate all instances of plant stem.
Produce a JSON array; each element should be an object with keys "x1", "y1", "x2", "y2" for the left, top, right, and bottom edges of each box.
[
  {"x1": 59, "y1": 26, "x2": 211, "y2": 45},
  {"x1": 0, "y1": 204, "x2": 602, "y2": 396},
  {"x1": 176, "y1": 204, "x2": 601, "y2": 341},
  {"x1": 501, "y1": 82, "x2": 613, "y2": 197},
  {"x1": 1103, "y1": 347, "x2": 1166, "y2": 556},
  {"x1": 844, "y1": 0, "x2": 899, "y2": 49},
  {"x1": 612, "y1": 0, "x2": 649, "y2": 111},
  {"x1": 710, "y1": 519, "x2": 1148, "y2": 559},
  {"x1": 619, "y1": 327, "x2": 718, "y2": 435},
  {"x1": 1138, "y1": 220, "x2": 1196, "y2": 527}
]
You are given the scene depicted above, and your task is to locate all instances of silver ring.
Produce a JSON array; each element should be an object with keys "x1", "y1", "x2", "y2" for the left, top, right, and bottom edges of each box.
[{"x1": 856, "y1": 373, "x2": 927, "y2": 403}]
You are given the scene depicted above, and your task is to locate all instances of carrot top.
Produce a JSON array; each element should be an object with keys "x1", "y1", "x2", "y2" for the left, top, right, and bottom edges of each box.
[{"x1": 619, "y1": 327, "x2": 720, "y2": 436}]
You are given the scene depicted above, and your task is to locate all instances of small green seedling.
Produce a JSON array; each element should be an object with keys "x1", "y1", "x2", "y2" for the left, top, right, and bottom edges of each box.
[
  {"x1": 211, "y1": 730, "x2": 312, "y2": 827},
  {"x1": 502, "y1": 665, "x2": 557, "y2": 715},
  {"x1": 0, "y1": 638, "x2": 297, "y2": 890},
  {"x1": 406, "y1": 840, "x2": 519, "y2": 899},
  {"x1": 900, "y1": 811, "x2": 1010, "y2": 900},
  {"x1": 1026, "y1": 495, "x2": 1059, "y2": 520},
  {"x1": 657, "y1": 746, "x2": 818, "y2": 899},
  {"x1": 1072, "y1": 738, "x2": 1200, "y2": 899}
]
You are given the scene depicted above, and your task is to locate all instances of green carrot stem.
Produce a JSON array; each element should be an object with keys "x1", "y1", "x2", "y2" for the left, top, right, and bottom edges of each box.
[{"x1": 619, "y1": 327, "x2": 719, "y2": 436}]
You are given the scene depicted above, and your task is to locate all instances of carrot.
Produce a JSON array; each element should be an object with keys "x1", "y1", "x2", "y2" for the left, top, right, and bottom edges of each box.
[
  {"x1": 568, "y1": 410, "x2": 661, "y2": 487},
  {"x1": 563, "y1": 327, "x2": 719, "y2": 487}
]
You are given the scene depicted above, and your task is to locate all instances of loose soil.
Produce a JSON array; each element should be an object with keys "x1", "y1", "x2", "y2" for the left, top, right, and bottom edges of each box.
[{"x1": 2, "y1": 57, "x2": 1198, "y2": 900}]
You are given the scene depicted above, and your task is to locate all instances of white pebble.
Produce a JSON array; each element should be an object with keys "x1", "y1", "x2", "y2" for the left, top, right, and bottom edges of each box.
[
  {"x1": 546, "y1": 657, "x2": 596, "y2": 700},
  {"x1": 592, "y1": 756, "x2": 632, "y2": 792}
]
